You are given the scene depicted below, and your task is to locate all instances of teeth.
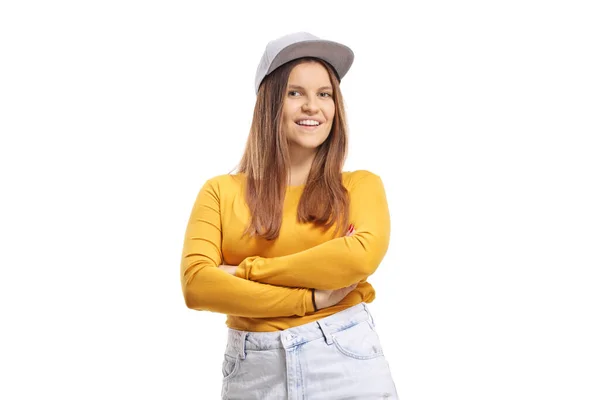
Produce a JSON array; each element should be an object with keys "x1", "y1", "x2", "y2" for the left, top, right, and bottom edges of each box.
[{"x1": 297, "y1": 120, "x2": 320, "y2": 126}]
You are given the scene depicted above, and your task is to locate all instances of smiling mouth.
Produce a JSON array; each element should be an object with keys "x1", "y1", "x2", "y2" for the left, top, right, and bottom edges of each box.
[{"x1": 295, "y1": 119, "x2": 322, "y2": 127}]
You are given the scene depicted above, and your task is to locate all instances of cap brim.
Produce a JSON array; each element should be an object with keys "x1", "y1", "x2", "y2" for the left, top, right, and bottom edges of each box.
[{"x1": 267, "y1": 40, "x2": 354, "y2": 82}]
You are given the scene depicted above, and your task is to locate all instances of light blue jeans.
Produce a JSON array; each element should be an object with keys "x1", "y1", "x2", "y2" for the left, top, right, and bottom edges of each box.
[{"x1": 221, "y1": 303, "x2": 398, "y2": 399}]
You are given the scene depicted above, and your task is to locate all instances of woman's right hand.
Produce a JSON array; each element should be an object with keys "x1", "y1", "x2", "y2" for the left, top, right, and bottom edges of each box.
[{"x1": 314, "y1": 283, "x2": 358, "y2": 310}]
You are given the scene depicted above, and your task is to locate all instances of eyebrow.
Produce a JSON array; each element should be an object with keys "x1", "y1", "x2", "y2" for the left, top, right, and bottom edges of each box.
[{"x1": 288, "y1": 84, "x2": 333, "y2": 91}]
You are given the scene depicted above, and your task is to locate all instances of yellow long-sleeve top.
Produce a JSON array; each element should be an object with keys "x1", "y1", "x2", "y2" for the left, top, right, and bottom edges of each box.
[{"x1": 180, "y1": 170, "x2": 390, "y2": 332}]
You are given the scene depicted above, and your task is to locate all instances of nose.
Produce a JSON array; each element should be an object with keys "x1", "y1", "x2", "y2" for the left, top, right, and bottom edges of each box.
[{"x1": 301, "y1": 94, "x2": 319, "y2": 113}]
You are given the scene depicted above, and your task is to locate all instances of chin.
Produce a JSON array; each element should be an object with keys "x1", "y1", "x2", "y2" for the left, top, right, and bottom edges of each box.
[{"x1": 294, "y1": 139, "x2": 327, "y2": 150}]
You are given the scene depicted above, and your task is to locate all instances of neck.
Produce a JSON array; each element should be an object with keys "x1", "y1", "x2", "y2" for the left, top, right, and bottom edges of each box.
[{"x1": 288, "y1": 145, "x2": 317, "y2": 186}]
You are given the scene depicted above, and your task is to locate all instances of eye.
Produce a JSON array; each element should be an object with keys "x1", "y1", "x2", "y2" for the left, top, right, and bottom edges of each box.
[
  {"x1": 319, "y1": 92, "x2": 333, "y2": 98},
  {"x1": 288, "y1": 90, "x2": 301, "y2": 97}
]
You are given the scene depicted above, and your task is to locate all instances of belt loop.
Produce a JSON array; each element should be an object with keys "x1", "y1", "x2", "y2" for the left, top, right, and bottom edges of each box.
[
  {"x1": 362, "y1": 302, "x2": 376, "y2": 328},
  {"x1": 316, "y1": 320, "x2": 334, "y2": 345},
  {"x1": 239, "y1": 332, "x2": 248, "y2": 360}
]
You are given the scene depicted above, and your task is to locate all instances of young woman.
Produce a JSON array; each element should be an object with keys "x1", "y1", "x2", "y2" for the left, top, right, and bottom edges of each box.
[{"x1": 181, "y1": 32, "x2": 398, "y2": 399}]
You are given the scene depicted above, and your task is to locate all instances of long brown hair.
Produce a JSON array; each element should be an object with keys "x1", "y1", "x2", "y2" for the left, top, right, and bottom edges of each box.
[{"x1": 236, "y1": 57, "x2": 349, "y2": 240}]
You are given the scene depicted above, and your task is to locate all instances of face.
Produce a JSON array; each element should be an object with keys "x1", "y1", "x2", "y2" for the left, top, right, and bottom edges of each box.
[{"x1": 282, "y1": 62, "x2": 335, "y2": 156}]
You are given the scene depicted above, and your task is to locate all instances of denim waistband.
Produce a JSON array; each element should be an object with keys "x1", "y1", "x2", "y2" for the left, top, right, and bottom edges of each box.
[{"x1": 225, "y1": 302, "x2": 375, "y2": 359}]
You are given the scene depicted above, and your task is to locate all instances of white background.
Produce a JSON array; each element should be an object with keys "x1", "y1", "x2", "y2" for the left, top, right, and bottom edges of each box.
[{"x1": 1, "y1": 1, "x2": 599, "y2": 399}]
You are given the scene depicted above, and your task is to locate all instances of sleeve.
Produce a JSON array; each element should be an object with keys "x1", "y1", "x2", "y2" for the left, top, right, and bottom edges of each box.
[
  {"x1": 235, "y1": 171, "x2": 391, "y2": 290},
  {"x1": 180, "y1": 177, "x2": 315, "y2": 317}
]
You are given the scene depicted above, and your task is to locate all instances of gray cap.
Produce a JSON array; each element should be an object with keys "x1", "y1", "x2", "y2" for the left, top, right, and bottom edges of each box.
[{"x1": 254, "y1": 32, "x2": 354, "y2": 94}]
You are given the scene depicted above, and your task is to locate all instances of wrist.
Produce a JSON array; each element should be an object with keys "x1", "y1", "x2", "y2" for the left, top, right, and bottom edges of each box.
[{"x1": 311, "y1": 289, "x2": 318, "y2": 312}]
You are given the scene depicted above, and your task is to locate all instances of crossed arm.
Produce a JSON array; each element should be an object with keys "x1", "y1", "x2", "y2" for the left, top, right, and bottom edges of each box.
[{"x1": 180, "y1": 171, "x2": 390, "y2": 317}]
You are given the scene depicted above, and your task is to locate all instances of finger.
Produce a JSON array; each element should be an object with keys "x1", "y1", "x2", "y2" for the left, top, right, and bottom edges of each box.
[
  {"x1": 345, "y1": 224, "x2": 354, "y2": 236},
  {"x1": 339, "y1": 283, "x2": 357, "y2": 293},
  {"x1": 343, "y1": 284, "x2": 357, "y2": 295}
]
